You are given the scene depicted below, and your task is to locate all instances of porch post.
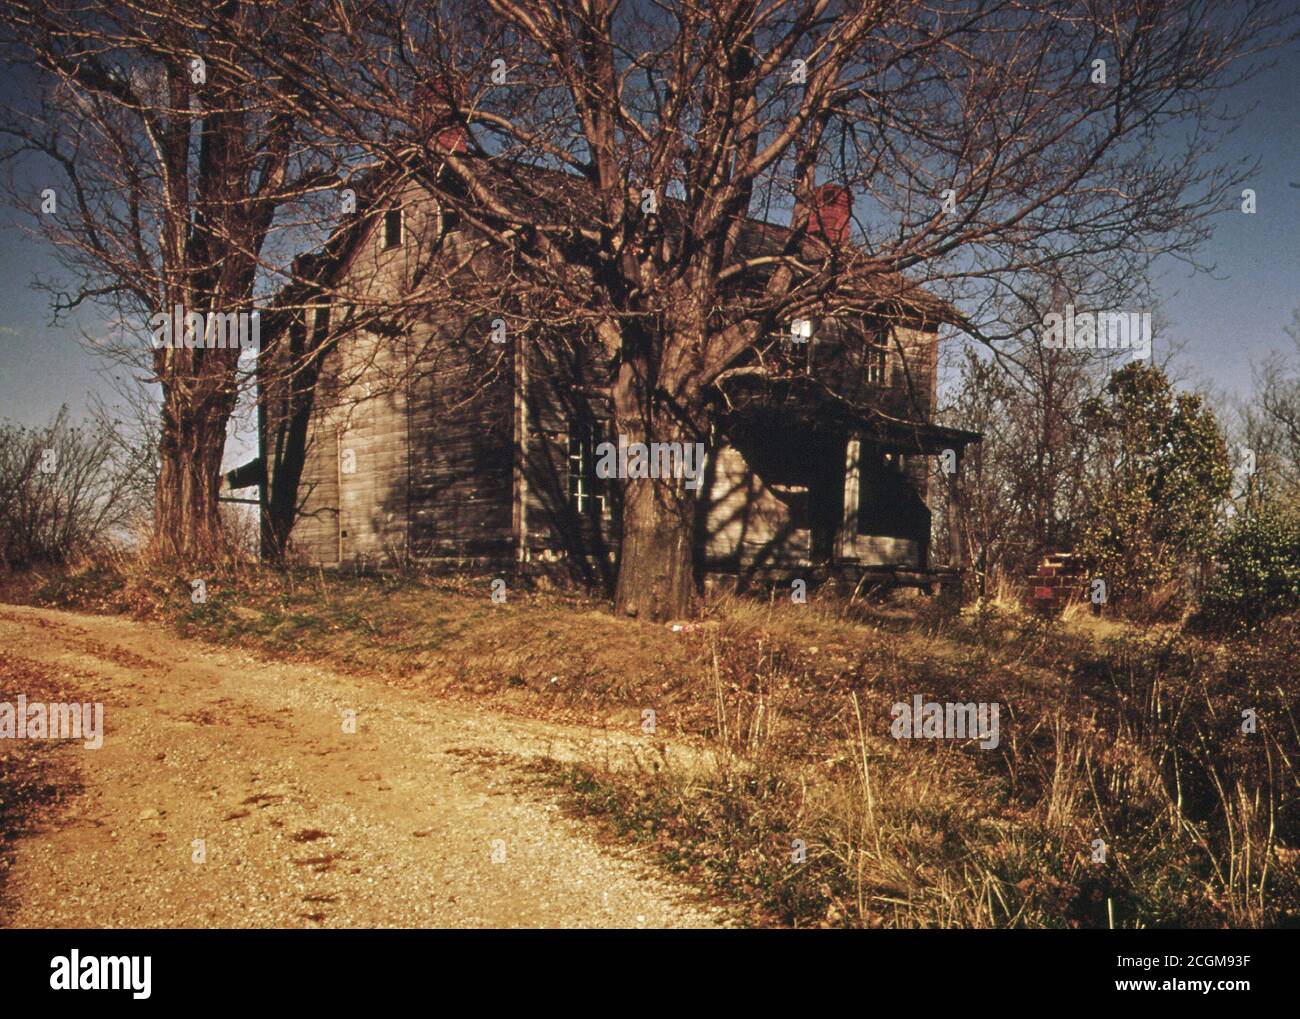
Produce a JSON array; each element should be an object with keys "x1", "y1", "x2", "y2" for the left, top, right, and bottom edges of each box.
[
  {"x1": 946, "y1": 447, "x2": 966, "y2": 570},
  {"x1": 839, "y1": 434, "x2": 861, "y2": 559}
]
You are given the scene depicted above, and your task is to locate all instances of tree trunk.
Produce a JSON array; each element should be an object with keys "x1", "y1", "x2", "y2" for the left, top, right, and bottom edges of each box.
[
  {"x1": 263, "y1": 342, "x2": 326, "y2": 562},
  {"x1": 150, "y1": 387, "x2": 233, "y2": 562},
  {"x1": 610, "y1": 358, "x2": 700, "y2": 622},
  {"x1": 613, "y1": 461, "x2": 698, "y2": 621},
  {"x1": 264, "y1": 416, "x2": 305, "y2": 561}
]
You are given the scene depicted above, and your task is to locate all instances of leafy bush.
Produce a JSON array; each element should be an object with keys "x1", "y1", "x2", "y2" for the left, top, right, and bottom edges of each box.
[
  {"x1": 1077, "y1": 363, "x2": 1231, "y2": 615},
  {"x1": 1197, "y1": 509, "x2": 1300, "y2": 630}
]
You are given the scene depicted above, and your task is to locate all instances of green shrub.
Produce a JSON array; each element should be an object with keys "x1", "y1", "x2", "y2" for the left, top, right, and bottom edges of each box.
[{"x1": 1198, "y1": 509, "x2": 1300, "y2": 630}]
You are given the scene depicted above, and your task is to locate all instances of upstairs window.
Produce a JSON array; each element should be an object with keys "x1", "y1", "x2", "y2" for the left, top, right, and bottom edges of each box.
[
  {"x1": 567, "y1": 422, "x2": 607, "y2": 517},
  {"x1": 866, "y1": 342, "x2": 888, "y2": 384},
  {"x1": 318, "y1": 351, "x2": 340, "y2": 406},
  {"x1": 436, "y1": 198, "x2": 460, "y2": 236},
  {"x1": 382, "y1": 207, "x2": 403, "y2": 249}
]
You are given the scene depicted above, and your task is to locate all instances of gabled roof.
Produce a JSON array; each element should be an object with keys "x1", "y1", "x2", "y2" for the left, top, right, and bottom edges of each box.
[
  {"x1": 452, "y1": 158, "x2": 963, "y2": 329},
  {"x1": 265, "y1": 153, "x2": 963, "y2": 333}
]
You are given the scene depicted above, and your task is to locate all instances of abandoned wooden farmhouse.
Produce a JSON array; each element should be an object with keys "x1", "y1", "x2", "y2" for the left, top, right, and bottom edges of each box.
[{"x1": 235, "y1": 157, "x2": 980, "y2": 594}]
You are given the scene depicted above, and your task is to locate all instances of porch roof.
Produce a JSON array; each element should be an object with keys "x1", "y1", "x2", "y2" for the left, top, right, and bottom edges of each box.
[
  {"x1": 855, "y1": 417, "x2": 982, "y2": 454},
  {"x1": 714, "y1": 372, "x2": 981, "y2": 453}
]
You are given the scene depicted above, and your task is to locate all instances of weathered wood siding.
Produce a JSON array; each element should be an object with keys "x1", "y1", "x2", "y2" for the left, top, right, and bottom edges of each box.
[
  {"x1": 514, "y1": 335, "x2": 620, "y2": 586},
  {"x1": 701, "y1": 444, "x2": 811, "y2": 569},
  {"x1": 275, "y1": 174, "x2": 944, "y2": 576},
  {"x1": 405, "y1": 320, "x2": 514, "y2": 561},
  {"x1": 286, "y1": 180, "x2": 514, "y2": 567},
  {"x1": 292, "y1": 426, "x2": 340, "y2": 564}
]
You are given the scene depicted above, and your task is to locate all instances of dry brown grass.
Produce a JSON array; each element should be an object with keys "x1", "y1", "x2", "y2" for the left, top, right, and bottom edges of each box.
[{"x1": 7, "y1": 557, "x2": 1299, "y2": 927}]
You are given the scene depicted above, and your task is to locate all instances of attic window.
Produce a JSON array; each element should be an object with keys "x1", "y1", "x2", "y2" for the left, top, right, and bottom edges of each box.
[
  {"x1": 382, "y1": 208, "x2": 403, "y2": 249},
  {"x1": 318, "y1": 349, "x2": 340, "y2": 406},
  {"x1": 310, "y1": 306, "x2": 338, "y2": 404}
]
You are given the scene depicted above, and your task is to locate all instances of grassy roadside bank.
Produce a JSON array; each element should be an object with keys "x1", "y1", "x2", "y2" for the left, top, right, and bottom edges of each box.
[{"x1": 3, "y1": 558, "x2": 1297, "y2": 928}]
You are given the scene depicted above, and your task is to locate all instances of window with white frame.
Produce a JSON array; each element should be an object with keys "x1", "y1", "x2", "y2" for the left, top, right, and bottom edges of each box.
[
  {"x1": 567, "y1": 422, "x2": 607, "y2": 516},
  {"x1": 866, "y1": 341, "x2": 888, "y2": 384}
]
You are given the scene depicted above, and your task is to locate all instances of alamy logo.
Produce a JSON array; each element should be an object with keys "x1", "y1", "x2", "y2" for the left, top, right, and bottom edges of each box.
[
  {"x1": 595, "y1": 435, "x2": 707, "y2": 491},
  {"x1": 50, "y1": 951, "x2": 151, "y2": 999},
  {"x1": 890, "y1": 695, "x2": 1000, "y2": 749},
  {"x1": 0, "y1": 694, "x2": 104, "y2": 749},
  {"x1": 149, "y1": 305, "x2": 259, "y2": 350},
  {"x1": 1041, "y1": 304, "x2": 1150, "y2": 359}
]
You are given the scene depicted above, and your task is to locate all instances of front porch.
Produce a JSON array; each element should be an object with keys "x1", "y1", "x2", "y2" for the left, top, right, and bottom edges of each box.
[
  {"x1": 836, "y1": 416, "x2": 981, "y2": 574},
  {"x1": 699, "y1": 380, "x2": 980, "y2": 588}
]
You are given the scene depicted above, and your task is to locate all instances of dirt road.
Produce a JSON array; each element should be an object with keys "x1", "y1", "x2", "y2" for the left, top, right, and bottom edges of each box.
[{"x1": 0, "y1": 604, "x2": 727, "y2": 928}]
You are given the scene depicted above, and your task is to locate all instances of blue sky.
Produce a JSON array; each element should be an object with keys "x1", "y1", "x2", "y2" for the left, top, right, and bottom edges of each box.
[{"x1": 1, "y1": 39, "x2": 1296, "y2": 472}]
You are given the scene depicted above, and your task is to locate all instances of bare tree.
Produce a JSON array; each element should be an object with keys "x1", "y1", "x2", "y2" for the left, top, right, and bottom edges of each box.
[
  {"x1": 0, "y1": 406, "x2": 147, "y2": 567},
  {"x1": 0, "y1": 1, "x2": 344, "y2": 561},
  {"x1": 939, "y1": 339, "x2": 1098, "y2": 589},
  {"x1": 1237, "y1": 307, "x2": 1300, "y2": 512},
  {"x1": 208, "y1": 0, "x2": 1285, "y2": 617}
]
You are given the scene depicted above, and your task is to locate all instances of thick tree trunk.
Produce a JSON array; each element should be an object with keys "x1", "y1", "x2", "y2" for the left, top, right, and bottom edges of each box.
[
  {"x1": 610, "y1": 355, "x2": 701, "y2": 622},
  {"x1": 150, "y1": 388, "x2": 233, "y2": 562},
  {"x1": 613, "y1": 461, "x2": 698, "y2": 621}
]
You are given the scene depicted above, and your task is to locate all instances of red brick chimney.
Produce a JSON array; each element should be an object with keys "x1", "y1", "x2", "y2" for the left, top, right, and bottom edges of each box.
[
  {"x1": 807, "y1": 184, "x2": 852, "y2": 245},
  {"x1": 434, "y1": 125, "x2": 469, "y2": 154},
  {"x1": 413, "y1": 78, "x2": 469, "y2": 154}
]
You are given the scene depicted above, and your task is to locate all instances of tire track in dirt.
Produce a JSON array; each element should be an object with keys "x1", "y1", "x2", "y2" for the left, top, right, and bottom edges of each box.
[{"x1": 0, "y1": 603, "x2": 728, "y2": 928}]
